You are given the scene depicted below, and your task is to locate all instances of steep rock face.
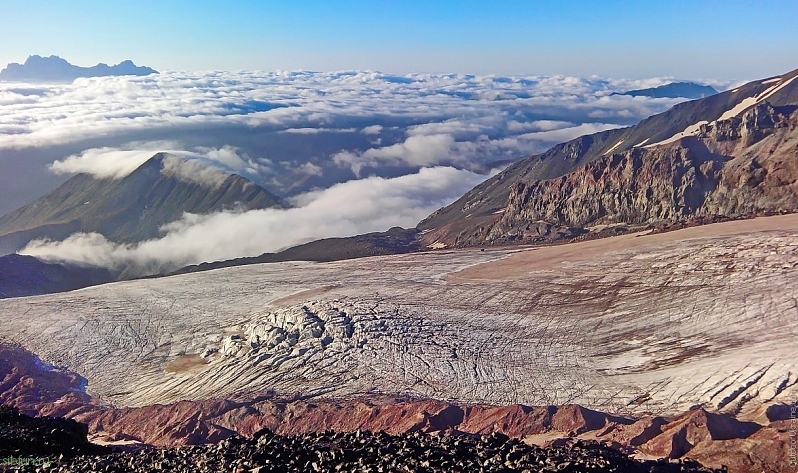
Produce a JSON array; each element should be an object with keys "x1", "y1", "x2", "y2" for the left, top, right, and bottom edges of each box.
[
  {"x1": 419, "y1": 68, "x2": 798, "y2": 248},
  {"x1": 497, "y1": 146, "x2": 718, "y2": 232},
  {"x1": 423, "y1": 102, "x2": 798, "y2": 247}
]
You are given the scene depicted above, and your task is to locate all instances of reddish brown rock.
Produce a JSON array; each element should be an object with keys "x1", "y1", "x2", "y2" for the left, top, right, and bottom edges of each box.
[
  {"x1": 640, "y1": 408, "x2": 761, "y2": 458},
  {"x1": 2, "y1": 342, "x2": 795, "y2": 472}
]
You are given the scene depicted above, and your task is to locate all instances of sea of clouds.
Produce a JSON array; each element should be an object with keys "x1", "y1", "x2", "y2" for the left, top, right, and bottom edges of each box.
[{"x1": 0, "y1": 70, "x2": 735, "y2": 272}]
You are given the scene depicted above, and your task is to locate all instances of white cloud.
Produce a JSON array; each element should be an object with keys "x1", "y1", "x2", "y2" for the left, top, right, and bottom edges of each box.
[
  {"x1": 48, "y1": 143, "x2": 174, "y2": 179},
  {"x1": 506, "y1": 120, "x2": 574, "y2": 133},
  {"x1": 280, "y1": 127, "x2": 357, "y2": 134},
  {"x1": 359, "y1": 133, "x2": 457, "y2": 167},
  {"x1": 0, "y1": 70, "x2": 706, "y2": 153},
  {"x1": 160, "y1": 154, "x2": 230, "y2": 190},
  {"x1": 21, "y1": 166, "x2": 492, "y2": 273},
  {"x1": 48, "y1": 143, "x2": 269, "y2": 182},
  {"x1": 361, "y1": 124, "x2": 382, "y2": 135},
  {"x1": 296, "y1": 162, "x2": 323, "y2": 176},
  {"x1": 513, "y1": 122, "x2": 621, "y2": 144},
  {"x1": 331, "y1": 120, "x2": 621, "y2": 175}
]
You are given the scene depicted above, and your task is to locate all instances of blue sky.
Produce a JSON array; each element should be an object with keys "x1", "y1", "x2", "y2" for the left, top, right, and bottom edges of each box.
[{"x1": 1, "y1": 0, "x2": 797, "y2": 79}]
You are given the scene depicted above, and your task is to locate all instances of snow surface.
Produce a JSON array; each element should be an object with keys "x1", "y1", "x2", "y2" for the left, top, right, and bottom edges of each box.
[
  {"x1": 603, "y1": 139, "x2": 624, "y2": 155},
  {"x1": 643, "y1": 121, "x2": 708, "y2": 148},
  {"x1": 1, "y1": 216, "x2": 797, "y2": 420},
  {"x1": 718, "y1": 75, "x2": 797, "y2": 121}
]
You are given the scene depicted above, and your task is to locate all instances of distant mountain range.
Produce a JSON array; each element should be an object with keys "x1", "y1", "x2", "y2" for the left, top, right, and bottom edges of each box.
[
  {"x1": 0, "y1": 153, "x2": 285, "y2": 256},
  {"x1": 612, "y1": 81, "x2": 718, "y2": 99},
  {"x1": 0, "y1": 55, "x2": 157, "y2": 82}
]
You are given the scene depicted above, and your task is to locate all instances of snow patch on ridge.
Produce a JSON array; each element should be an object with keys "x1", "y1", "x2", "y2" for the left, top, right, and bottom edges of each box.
[
  {"x1": 604, "y1": 139, "x2": 624, "y2": 155},
  {"x1": 643, "y1": 121, "x2": 708, "y2": 148},
  {"x1": 717, "y1": 75, "x2": 796, "y2": 121},
  {"x1": 643, "y1": 75, "x2": 797, "y2": 149}
]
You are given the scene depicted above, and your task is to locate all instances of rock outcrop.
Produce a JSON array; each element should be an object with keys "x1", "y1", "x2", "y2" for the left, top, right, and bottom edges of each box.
[
  {"x1": 2, "y1": 409, "x2": 724, "y2": 473},
  {"x1": 0, "y1": 405, "x2": 108, "y2": 459}
]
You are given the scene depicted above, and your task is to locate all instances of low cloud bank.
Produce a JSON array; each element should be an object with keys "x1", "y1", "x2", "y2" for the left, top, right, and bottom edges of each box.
[
  {"x1": 21, "y1": 166, "x2": 493, "y2": 273},
  {"x1": 0, "y1": 70, "x2": 719, "y2": 155},
  {"x1": 331, "y1": 121, "x2": 620, "y2": 176}
]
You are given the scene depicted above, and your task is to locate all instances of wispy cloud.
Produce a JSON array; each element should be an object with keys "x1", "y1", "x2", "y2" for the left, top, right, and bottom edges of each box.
[
  {"x1": 21, "y1": 166, "x2": 492, "y2": 273},
  {"x1": 49, "y1": 143, "x2": 269, "y2": 182}
]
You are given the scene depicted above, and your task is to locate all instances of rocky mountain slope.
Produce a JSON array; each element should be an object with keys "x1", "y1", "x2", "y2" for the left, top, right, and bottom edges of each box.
[
  {"x1": 0, "y1": 55, "x2": 157, "y2": 82},
  {"x1": 172, "y1": 226, "x2": 421, "y2": 275},
  {"x1": 0, "y1": 254, "x2": 115, "y2": 298},
  {"x1": 419, "y1": 68, "x2": 798, "y2": 248},
  {"x1": 0, "y1": 343, "x2": 754, "y2": 472},
  {"x1": 0, "y1": 153, "x2": 285, "y2": 255},
  {"x1": 0, "y1": 405, "x2": 108, "y2": 460}
]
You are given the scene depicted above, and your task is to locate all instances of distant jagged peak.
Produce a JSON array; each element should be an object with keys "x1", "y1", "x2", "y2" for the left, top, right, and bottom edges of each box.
[
  {"x1": 613, "y1": 81, "x2": 719, "y2": 99},
  {"x1": 0, "y1": 55, "x2": 157, "y2": 82},
  {"x1": 24, "y1": 54, "x2": 71, "y2": 66}
]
